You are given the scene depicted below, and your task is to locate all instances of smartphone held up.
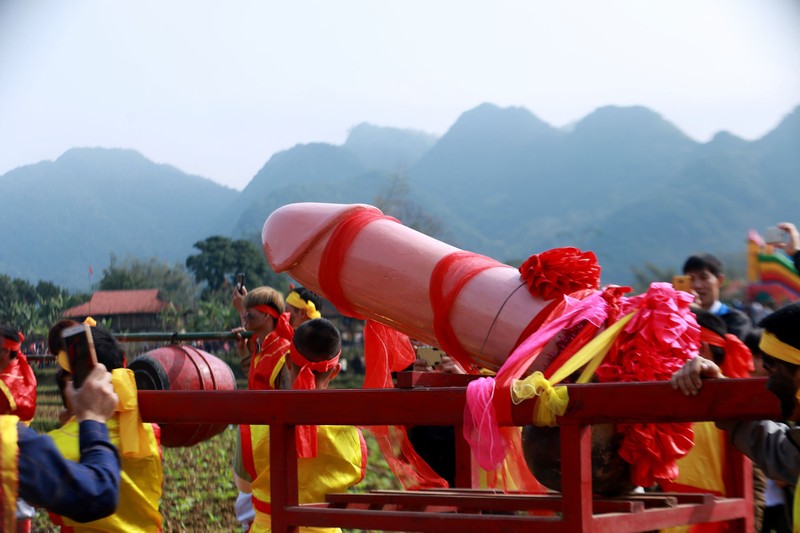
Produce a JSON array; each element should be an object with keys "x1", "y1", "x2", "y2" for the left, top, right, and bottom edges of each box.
[
  {"x1": 765, "y1": 226, "x2": 787, "y2": 246},
  {"x1": 235, "y1": 272, "x2": 245, "y2": 294},
  {"x1": 61, "y1": 324, "x2": 98, "y2": 388},
  {"x1": 672, "y1": 275, "x2": 693, "y2": 294}
]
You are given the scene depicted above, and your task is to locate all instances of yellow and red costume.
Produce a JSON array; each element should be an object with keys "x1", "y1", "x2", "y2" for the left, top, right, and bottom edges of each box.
[
  {"x1": 0, "y1": 336, "x2": 36, "y2": 422},
  {"x1": 242, "y1": 341, "x2": 367, "y2": 532},
  {"x1": 1, "y1": 415, "x2": 19, "y2": 532},
  {"x1": 247, "y1": 306, "x2": 292, "y2": 391},
  {"x1": 242, "y1": 424, "x2": 366, "y2": 532},
  {"x1": 47, "y1": 369, "x2": 163, "y2": 532}
]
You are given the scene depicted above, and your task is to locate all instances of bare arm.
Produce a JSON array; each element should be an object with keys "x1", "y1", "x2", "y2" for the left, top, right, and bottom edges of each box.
[{"x1": 670, "y1": 356, "x2": 723, "y2": 396}]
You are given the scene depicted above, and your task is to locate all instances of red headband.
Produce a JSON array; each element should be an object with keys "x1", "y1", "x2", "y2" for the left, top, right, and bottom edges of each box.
[
  {"x1": 290, "y1": 342, "x2": 340, "y2": 458},
  {"x1": 251, "y1": 304, "x2": 279, "y2": 319},
  {"x1": 274, "y1": 312, "x2": 295, "y2": 342},
  {"x1": 700, "y1": 327, "x2": 754, "y2": 378},
  {"x1": 289, "y1": 343, "x2": 340, "y2": 391},
  {"x1": 1, "y1": 332, "x2": 23, "y2": 352}
]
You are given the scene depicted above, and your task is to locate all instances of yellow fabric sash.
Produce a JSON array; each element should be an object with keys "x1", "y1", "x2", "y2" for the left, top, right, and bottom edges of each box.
[
  {"x1": 760, "y1": 332, "x2": 800, "y2": 365},
  {"x1": 50, "y1": 365, "x2": 147, "y2": 457},
  {"x1": 111, "y1": 368, "x2": 150, "y2": 458},
  {"x1": 511, "y1": 312, "x2": 636, "y2": 427},
  {"x1": 48, "y1": 415, "x2": 163, "y2": 531},
  {"x1": 270, "y1": 354, "x2": 287, "y2": 390},
  {"x1": 248, "y1": 424, "x2": 364, "y2": 533},
  {"x1": 0, "y1": 415, "x2": 19, "y2": 533},
  {"x1": 286, "y1": 291, "x2": 322, "y2": 320},
  {"x1": 0, "y1": 380, "x2": 16, "y2": 412}
]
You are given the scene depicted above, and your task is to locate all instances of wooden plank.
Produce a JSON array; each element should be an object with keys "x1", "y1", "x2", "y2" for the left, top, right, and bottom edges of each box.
[
  {"x1": 591, "y1": 498, "x2": 750, "y2": 532},
  {"x1": 285, "y1": 507, "x2": 563, "y2": 533},
  {"x1": 559, "y1": 424, "x2": 594, "y2": 531},
  {"x1": 557, "y1": 378, "x2": 780, "y2": 424},
  {"x1": 327, "y1": 491, "x2": 644, "y2": 513},
  {"x1": 137, "y1": 379, "x2": 781, "y2": 427}
]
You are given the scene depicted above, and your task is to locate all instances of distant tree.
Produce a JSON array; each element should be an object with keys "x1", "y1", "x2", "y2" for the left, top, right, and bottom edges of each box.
[
  {"x1": 185, "y1": 236, "x2": 285, "y2": 299},
  {"x1": 98, "y1": 255, "x2": 197, "y2": 309},
  {"x1": 373, "y1": 174, "x2": 447, "y2": 240},
  {"x1": 0, "y1": 275, "x2": 80, "y2": 343}
]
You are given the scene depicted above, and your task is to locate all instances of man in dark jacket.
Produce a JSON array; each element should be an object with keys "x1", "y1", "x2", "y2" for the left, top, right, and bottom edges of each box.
[{"x1": 683, "y1": 253, "x2": 751, "y2": 341}]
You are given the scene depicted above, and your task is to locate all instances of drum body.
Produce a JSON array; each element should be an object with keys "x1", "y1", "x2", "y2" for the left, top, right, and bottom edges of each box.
[{"x1": 129, "y1": 344, "x2": 236, "y2": 447}]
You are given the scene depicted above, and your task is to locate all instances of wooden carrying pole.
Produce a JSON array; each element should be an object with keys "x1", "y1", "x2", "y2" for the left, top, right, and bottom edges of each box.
[{"x1": 138, "y1": 378, "x2": 781, "y2": 532}]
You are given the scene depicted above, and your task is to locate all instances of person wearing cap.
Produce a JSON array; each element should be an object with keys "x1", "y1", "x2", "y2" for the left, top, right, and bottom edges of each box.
[
  {"x1": 1, "y1": 364, "x2": 121, "y2": 531},
  {"x1": 285, "y1": 287, "x2": 323, "y2": 328},
  {"x1": 671, "y1": 301, "x2": 800, "y2": 530},
  {"x1": 234, "y1": 318, "x2": 366, "y2": 533}
]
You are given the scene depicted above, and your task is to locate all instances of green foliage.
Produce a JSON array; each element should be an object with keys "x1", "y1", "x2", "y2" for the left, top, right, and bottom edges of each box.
[
  {"x1": 182, "y1": 293, "x2": 241, "y2": 333},
  {"x1": 185, "y1": 236, "x2": 286, "y2": 298},
  {"x1": 0, "y1": 275, "x2": 83, "y2": 340},
  {"x1": 99, "y1": 254, "x2": 197, "y2": 308}
]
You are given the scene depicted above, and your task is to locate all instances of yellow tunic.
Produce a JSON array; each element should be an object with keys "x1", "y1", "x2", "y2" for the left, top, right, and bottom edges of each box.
[
  {"x1": 0, "y1": 415, "x2": 19, "y2": 532},
  {"x1": 245, "y1": 424, "x2": 366, "y2": 533},
  {"x1": 48, "y1": 416, "x2": 163, "y2": 532}
]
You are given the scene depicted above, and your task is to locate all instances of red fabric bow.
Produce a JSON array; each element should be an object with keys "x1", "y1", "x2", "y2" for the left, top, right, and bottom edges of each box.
[
  {"x1": 518, "y1": 247, "x2": 600, "y2": 300},
  {"x1": 290, "y1": 342, "x2": 340, "y2": 458}
]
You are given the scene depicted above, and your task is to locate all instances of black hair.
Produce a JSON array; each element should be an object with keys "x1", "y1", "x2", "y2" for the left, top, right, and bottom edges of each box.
[
  {"x1": 0, "y1": 325, "x2": 21, "y2": 359},
  {"x1": 759, "y1": 302, "x2": 800, "y2": 351},
  {"x1": 744, "y1": 328, "x2": 763, "y2": 356},
  {"x1": 293, "y1": 318, "x2": 341, "y2": 363},
  {"x1": 683, "y1": 254, "x2": 724, "y2": 277},
  {"x1": 693, "y1": 309, "x2": 727, "y2": 364},
  {"x1": 294, "y1": 287, "x2": 323, "y2": 312},
  {"x1": 90, "y1": 325, "x2": 125, "y2": 370},
  {"x1": 48, "y1": 319, "x2": 80, "y2": 355}
]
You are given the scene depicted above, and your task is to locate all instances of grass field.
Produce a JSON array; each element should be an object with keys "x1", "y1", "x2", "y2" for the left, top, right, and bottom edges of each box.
[{"x1": 29, "y1": 354, "x2": 398, "y2": 532}]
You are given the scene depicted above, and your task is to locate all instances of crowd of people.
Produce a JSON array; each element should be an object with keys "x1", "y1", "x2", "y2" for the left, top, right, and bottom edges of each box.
[{"x1": 2, "y1": 221, "x2": 800, "y2": 532}]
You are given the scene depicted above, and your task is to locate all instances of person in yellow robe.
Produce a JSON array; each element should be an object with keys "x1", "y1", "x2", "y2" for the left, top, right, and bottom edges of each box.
[
  {"x1": 234, "y1": 318, "x2": 367, "y2": 533},
  {"x1": 1, "y1": 365, "x2": 120, "y2": 532},
  {"x1": 47, "y1": 322, "x2": 163, "y2": 532}
]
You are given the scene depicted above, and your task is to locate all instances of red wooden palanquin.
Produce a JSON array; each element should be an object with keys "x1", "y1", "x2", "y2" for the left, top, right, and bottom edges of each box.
[{"x1": 138, "y1": 377, "x2": 781, "y2": 532}]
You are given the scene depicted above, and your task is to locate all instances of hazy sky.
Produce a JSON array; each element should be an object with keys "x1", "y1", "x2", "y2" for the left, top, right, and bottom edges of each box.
[{"x1": 1, "y1": 1, "x2": 799, "y2": 191}]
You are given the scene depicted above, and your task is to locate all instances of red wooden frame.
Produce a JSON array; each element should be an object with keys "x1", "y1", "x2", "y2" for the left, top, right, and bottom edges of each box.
[{"x1": 137, "y1": 377, "x2": 781, "y2": 532}]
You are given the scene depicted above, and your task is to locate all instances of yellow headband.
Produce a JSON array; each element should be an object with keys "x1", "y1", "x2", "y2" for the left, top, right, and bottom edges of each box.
[
  {"x1": 286, "y1": 291, "x2": 321, "y2": 320},
  {"x1": 57, "y1": 350, "x2": 70, "y2": 372},
  {"x1": 760, "y1": 331, "x2": 800, "y2": 365}
]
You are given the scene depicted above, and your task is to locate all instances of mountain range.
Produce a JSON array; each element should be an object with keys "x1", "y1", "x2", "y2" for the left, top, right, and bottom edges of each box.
[{"x1": 2, "y1": 103, "x2": 798, "y2": 290}]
